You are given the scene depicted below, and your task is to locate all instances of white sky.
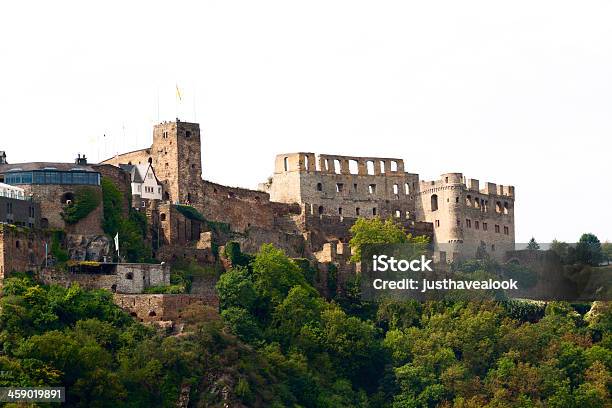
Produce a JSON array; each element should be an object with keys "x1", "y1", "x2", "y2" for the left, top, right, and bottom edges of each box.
[{"x1": 0, "y1": 1, "x2": 610, "y2": 243}]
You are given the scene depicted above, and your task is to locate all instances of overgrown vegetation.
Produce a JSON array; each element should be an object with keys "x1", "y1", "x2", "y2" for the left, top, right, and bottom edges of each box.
[
  {"x1": 101, "y1": 178, "x2": 152, "y2": 263},
  {"x1": 2, "y1": 215, "x2": 610, "y2": 407},
  {"x1": 61, "y1": 187, "x2": 101, "y2": 224}
]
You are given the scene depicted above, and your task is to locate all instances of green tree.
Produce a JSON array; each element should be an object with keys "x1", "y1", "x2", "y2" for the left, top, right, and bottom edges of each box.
[
  {"x1": 575, "y1": 233, "x2": 603, "y2": 266},
  {"x1": 349, "y1": 217, "x2": 429, "y2": 262},
  {"x1": 526, "y1": 237, "x2": 540, "y2": 250},
  {"x1": 602, "y1": 241, "x2": 612, "y2": 265}
]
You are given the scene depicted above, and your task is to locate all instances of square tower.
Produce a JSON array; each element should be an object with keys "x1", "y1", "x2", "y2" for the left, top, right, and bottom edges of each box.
[{"x1": 150, "y1": 120, "x2": 203, "y2": 204}]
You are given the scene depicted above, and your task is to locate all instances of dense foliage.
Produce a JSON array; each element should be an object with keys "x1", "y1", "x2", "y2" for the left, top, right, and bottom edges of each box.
[
  {"x1": 1, "y1": 216, "x2": 610, "y2": 407},
  {"x1": 61, "y1": 187, "x2": 102, "y2": 224},
  {"x1": 101, "y1": 178, "x2": 152, "y2": 263}
]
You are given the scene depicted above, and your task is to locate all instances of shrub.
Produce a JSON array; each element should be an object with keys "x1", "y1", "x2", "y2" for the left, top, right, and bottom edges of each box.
[{"x1": 61, "y1": 187, "x2": 101, "y2": 224}]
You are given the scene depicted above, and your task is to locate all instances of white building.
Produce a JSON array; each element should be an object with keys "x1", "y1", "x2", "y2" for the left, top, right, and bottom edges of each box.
[
  {"x1": 0, "y1": 182, "x2": 25, "y2": 200},
  {"x1": 120, "y1": 163, "x2": 162, "y2": 203}
]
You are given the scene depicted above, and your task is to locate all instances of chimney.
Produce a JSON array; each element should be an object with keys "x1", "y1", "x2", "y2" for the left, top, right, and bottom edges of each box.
[
  {"x1": 0, "y1": 151, "x2": 6, "y2": 164},
  {"x1": 75, "y1": 154, "x2": 88, "y2": 165}
]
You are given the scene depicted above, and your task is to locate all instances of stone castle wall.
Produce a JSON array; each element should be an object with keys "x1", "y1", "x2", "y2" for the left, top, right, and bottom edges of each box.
[
  {"x1": 37, "y1": 263, "x2": 170, "y2": 294},
  {"x1": 113, "y1": 293, "x2": 217, "y2": 323},
  {"x1": 20, "y1": 183, "x2": 104, "y2": 234},
  {"x1": 0, "y1": 226, "x2": 47, "y2": 279}
]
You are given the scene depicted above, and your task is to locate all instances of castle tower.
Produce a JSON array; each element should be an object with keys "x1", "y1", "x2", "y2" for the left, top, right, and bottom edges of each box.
[
  {"x1": 150, "y1": 120, "x2": 203, "y2": 204},
  {"x1": 416, "y1": 173, "x2": 515, "y2": 261}
]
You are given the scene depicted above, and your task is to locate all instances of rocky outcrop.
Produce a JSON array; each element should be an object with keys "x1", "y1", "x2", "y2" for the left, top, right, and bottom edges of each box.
[{"x1": 67, "y1": 234, "x2": 112, "y2": 261}]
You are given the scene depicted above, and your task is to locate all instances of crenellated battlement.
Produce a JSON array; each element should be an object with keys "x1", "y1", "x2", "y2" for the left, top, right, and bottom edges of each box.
[{"x1": 419, "y1": 173, "x2": 514, "y2": 198}]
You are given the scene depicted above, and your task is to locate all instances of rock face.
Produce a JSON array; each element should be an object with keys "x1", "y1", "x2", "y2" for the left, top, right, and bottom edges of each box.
[{"x1": 67, "y1": 234, "x2": 112, "y2": 261}]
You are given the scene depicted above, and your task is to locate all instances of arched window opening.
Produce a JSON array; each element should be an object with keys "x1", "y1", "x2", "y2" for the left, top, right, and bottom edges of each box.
[
  {"x1": 126, "y1": 272, "x2": 134, "y2": 280},
  {"x1": 393, "y1": 184, "x2": 399, "y2": 195},
  {"x1": 318, "y1": 206, "x2": 324, "y2": 215},
  {"x1": 355, "y1": 207, "x2": 360, "y2": 216},
  {"x1": 61, "y1": 192, "x2": 75, "y2": 204},
  {"x1": 148, "y1": 310, "x2": 157, "y2": 317},
  {"x1": 372, "y1": 207, "x2": 377, "y2": 216},
  {"x1": 390, "y1": 161, "x2": 398, "y2": 172},
  {"x1": 394, "y1": 210, "x2": 401, "y2": 218},
  {"x1": 503, "y1": 202, "x2": 509, "y2": 214},
  {"x1": 431, "y1": 194, "x2": 439, "y2": 212},
  {"x1": 283, "y1": 157, "x2": 289, "y2": 171},
  {"x1": 160, "y1": 213, "x2": 166, "y2": 221},
  {"x1": 349, "y1": 160, "x2": 359, "y2": 174},
  {"x1": 316, "y1": 182, "x2": 322, "y2": 191},
  {"x1": 465, "y1": 195, "x2": 472, "y2": 206},
  {"x1": 496, "y1": 201, "x2": 502, "y2": 213},
  {"x1": 304, "y1": 155, "x2": 309, "y2": 171},
  {"x1": 405, "y1": 183, "x2": 410, "y2": 195},
  {"x1": 380, "y1": 161, "x2": 386, "y2": 173}
]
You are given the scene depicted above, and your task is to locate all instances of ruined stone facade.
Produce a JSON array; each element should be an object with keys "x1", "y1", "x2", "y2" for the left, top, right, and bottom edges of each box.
[
  {"x1": 264, "y1": 153, "x2": 515, "y2": 261},
  {"x1": 261, "y1": 153, "x2": 419, "y2": 221},
  {"x1": 0, "y1": 225, "x2": 47, "y2": 280},
  {"x1": 113, "y1": 293, "x2": 216, "y2": 323},
  {"x1": 38, "y1": 263, "x2": 170, "y2": 294}
]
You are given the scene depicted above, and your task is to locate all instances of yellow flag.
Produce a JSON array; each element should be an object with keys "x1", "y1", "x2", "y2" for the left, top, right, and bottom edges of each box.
[{"x1": 176, "y1": 84, "x2": 182, "y2": 101}]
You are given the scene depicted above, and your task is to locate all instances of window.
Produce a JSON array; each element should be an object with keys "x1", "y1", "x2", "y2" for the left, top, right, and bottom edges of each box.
[
  {"x1": 338, "y1": 207, "x2": 343, "y2": 215},
  {"x1": 475, "y1": 221, "x2": 479, "y2": 230},
  {"x1": 333, "y1": 159, "x2": 341, "y2": 174},
  {"x1": 318, "y1": 206, "x2": 324, "y2": 215},
  {"x1": 336, "y1": 183, "x2": 344, "y2": 193},
  {"x1": 368, "y1": 184, "x2": 376, "y2": 194},
  {"x1": 504, "y1": 202, "x2": 509, "y2": 214},
  {"x1": 431, "y1": 194, "x2": 439, "y2": 211},
  {"x1": 372, "y1": 207, "x2": 377, "y2": 216},
  {"x1": 349, "y1": 160, "x2": 358, "y2": 174},
  {"x1": 435, "y1": 220, "x2": 440, "y2": 227},
  {"x1": 445, "y1": 177, "x2": 449, "y2": 183},
  {"x1": 185, "y1": 130, "x2": 192, "y2": 138},
  {"x1": 496, "y1": 201, "x2": 502, "y2": 213},
  {"x1": 405, "y1": 183, "x2": 410, "y2": 194},
  {"x1": 504, "y1": 226, "x2": 509, "y2": 235},
  {"x1": 353, "y1": 183, "x2": 358, "y2": 191},
  {"x1": 405, "y1": 211, "x2": 410, "y2": 219},
  {"x1": 466, "y1": 195, "x2": 472, "y2": 206},
  {"x1": 126, "y1": 272, "x2": 133, "y2": 280},
  {"x1": 390, "y1": 161, "x2": 398, "y2": 172},
  {"x1": 483, "y1": 222, "x2": 488, "y2": 231},
  {"x1": 457, "y1": 219, "x2": 461, "y2": 226},
  {"x1": 455, "y1": 196, "x2": 459, "y2": 203},
  {"x1": 394, "y1": 210, "x2": 401, "y2": 218},
  {"x1": 316, "y1": 182, "x2": 323, "y2": 191},
  {"x1": 495, "y1": 224, "x2": 500, "y2": 233},
  {"x1": 366, "y1": 160, "x2": 375, "y2": 175},
  {"x1": 160, "y1": 213, "x2": 166, "y2": 221},
  {"x1": 284, "y1": 157, "x2": 289, "y2": 171},
  {"x1": 466, "y1": 219, "x2": 471, "y2": 228},
  {"x1": 355, "y1": 207, "x2": 360, "y2": 216},
  {"x1": 380, "y1": 161, "x2": 386, "y2": 173},
  {"x1": 393, "y1": 184, "x2": 399, "y2": 195},
  {"x1": 491, "y1": 244, "x2": 496, "y2": 252}
]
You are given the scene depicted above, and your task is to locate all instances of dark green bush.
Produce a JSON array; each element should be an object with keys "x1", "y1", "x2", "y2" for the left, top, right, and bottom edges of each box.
[{"x1": 61, "y1": 187, "x2": 101, "y2": 224}]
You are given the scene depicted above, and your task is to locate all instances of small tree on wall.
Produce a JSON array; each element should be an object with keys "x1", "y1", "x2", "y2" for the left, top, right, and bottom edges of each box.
[{"x1": 526, "y1": 237, "x2": 540, "y2": 250}]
